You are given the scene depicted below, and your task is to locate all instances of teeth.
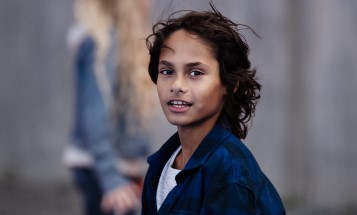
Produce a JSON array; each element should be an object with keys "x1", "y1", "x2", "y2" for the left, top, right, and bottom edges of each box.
[
  {"x1": 171, "y1": 100, "x2": 189, "y2": 105},
  {"x1": 174, "y1": 101, "x2": 182, "y2": 105}
]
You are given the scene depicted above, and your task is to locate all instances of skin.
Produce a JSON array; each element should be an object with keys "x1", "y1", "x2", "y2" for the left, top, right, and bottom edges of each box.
[
  {"x1": 102, "y1": 182, "x2": 141, "y2": 215},
  {"x1": 157, "y1": 29, "x2": 227, "y2": 169}
]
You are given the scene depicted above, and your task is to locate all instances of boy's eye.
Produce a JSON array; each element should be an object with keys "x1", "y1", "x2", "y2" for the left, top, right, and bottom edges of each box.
[
  {"x1": 160, "y1": 69, "x2": 173, "y2": 75},
  {"x1": 189, "y1": 70, "x2": 203, "y2": 77}
]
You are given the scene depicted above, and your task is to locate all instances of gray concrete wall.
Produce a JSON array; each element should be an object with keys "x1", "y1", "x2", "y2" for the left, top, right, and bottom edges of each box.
[
  {"x1": 1, "y1": 0, "x2": 356, "y2": 214},
  {"x1": 0, "y1": 0, "x2": 74, "y2": 182}
]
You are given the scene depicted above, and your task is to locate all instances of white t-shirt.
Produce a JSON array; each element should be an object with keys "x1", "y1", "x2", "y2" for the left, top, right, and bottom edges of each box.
[{"x1": 156, "y1": 146, "x2": 182, "y2": 210}]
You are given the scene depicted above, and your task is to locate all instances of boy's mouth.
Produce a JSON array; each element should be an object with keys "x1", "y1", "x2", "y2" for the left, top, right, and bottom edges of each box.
[{"x1": 168, "y1": 100, "x2": 193, "y2": 108}]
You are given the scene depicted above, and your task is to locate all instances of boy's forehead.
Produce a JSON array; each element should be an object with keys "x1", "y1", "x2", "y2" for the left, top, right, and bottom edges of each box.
[
  {"x1": 161, "y1": 30, "x2": 213, "y2": 53},
  {"x1": 164, "y1": 30, "x2": 200, "y2": 42},
  {"x1": 158, "y1": 30, "x2": 218, "y2": 69}
]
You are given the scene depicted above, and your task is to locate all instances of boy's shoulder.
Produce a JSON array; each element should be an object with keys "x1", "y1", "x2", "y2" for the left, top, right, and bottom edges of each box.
[
  {"x1": 204, "y1": 132, "x2": 263, "y2": 189},
  {"x1": 219, "y1": 134, "x2": 256, "y2": 162}
]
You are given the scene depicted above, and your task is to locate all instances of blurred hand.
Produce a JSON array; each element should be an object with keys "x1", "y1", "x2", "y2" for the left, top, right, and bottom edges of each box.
[{"x1": 101, "y1": 182, "x2": 141, "y2": 215}]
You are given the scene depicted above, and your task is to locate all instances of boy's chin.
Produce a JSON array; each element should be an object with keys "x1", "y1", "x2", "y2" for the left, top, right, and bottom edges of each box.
[{"x1": 165, "y1": 118, "x2": 187, "y2": 127}]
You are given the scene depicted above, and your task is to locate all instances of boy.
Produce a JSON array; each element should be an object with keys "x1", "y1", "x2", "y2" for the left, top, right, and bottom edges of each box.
[{"x1": 142, "y1": 4, "x2": 285, "y2": 215}]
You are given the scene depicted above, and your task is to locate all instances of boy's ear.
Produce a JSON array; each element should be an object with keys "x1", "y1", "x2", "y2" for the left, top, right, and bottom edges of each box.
[
  {"x1": 233, "y1": 81, "x2": 239, "y2": 93},
  {"x1": 223, "y1": 86, "x2": 227, "y2": 95}
]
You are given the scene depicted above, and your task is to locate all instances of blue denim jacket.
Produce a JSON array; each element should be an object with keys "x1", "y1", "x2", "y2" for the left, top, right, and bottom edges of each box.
[
  {"x1": 71, "y1": 36, "x2": 149, "y2": 192},
  {"x1": 142, "y1": 124, "x2": 285, "y2": 214}
]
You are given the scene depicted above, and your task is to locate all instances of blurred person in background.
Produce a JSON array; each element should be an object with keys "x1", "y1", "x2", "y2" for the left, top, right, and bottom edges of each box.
[{"x1": 62, "y1": 0, "x2": 154, "y2": 214}]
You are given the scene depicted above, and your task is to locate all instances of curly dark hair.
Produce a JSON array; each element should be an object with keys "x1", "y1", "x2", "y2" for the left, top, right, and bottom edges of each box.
[{"x1": 146, "y1": 4, "x2": 261, "y2": 139}]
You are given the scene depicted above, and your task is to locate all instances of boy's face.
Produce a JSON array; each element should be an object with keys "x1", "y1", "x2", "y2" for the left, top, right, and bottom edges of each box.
[{"x1": 157, "y1": 30, "x2": 226, "y2": 130}]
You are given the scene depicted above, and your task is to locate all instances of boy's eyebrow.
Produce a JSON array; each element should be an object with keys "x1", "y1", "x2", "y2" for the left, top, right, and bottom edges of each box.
[
  {"x1": 159, "y1": 61, "x2": 209, "y2": 69},
  {"x1": 186, "y1": 62, "x2": 203, "y2": 68},
  {"x1": 185, "y1": 62, "x2": 210, "y2": 71},
  {"x1": 158, "y1": 60, "x2": 174, "y2": 67}
]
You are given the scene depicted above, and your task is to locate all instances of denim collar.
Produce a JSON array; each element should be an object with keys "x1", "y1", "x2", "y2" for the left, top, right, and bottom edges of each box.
[{"x1": 147, "y1": 123, "x2": 232, "y2": 172}]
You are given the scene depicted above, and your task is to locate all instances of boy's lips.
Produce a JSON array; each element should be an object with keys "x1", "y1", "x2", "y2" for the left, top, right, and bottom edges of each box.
[
  {"x1": 167, "y1": 100, "x2": 192, "y2": 112},
  {"x1": 167, "y1": 100, "x2": 192, "y2": 107}
]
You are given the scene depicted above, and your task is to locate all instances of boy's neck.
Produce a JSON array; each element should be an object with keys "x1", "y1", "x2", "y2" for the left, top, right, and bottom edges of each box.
[{"x1": 174, "y1": 121, "x2": 216, "y2": 169}]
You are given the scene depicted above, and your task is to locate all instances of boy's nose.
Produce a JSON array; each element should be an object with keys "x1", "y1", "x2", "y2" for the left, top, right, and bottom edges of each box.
[{"x1": 171, "y1": 76, "x2": 188, "y2": 94}]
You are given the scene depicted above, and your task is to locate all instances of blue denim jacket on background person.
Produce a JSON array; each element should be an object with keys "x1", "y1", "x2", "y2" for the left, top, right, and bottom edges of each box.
[
  {"x1": 141, "y1": 123, "x2": 285, "y2": 215},
  {"x1": 70, "y1": 35, "x2": 149, "y2": 193}
]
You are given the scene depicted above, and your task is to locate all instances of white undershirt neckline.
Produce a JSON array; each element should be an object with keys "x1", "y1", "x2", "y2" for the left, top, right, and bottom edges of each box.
[{"x1": 156, "y1": 146, "x2": 182, "y2": 210}]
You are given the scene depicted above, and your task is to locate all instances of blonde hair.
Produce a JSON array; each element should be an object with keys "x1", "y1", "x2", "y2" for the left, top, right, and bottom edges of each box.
[
  {"x1": 115, "y1": 0, "x2": 155, "y2": 124},
  {"x1": 74, "y1": 0, "x2": 155, "y2": 128}
]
